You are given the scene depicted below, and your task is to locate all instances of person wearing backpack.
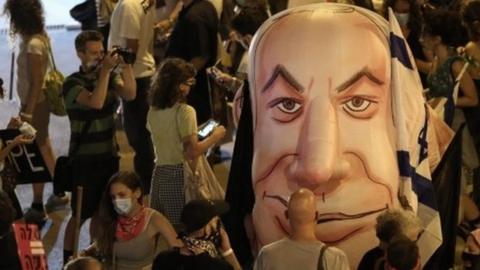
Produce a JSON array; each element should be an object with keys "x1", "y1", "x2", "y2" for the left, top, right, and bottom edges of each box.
[{"x1": 3, "y1": 0, "x2": 69, "y2": 226}]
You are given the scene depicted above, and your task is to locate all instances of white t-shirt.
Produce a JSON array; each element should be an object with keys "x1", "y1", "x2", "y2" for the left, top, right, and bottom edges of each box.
[
  {"x1": 254, "y1": 238, "x2": 351, "y2": 270},
  {"x1": 108, "y1": 0, "x2": 157, "y2": 78},
  {"x1": 16, "y1": 35, "x2": 49, "y2": 105}
]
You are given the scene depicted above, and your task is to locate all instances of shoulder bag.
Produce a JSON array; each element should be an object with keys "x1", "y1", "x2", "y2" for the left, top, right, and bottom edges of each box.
[
  {"x1": 175, "y1": 104, "x2": 225, "y2": 203},
  {"x1": 35, "y1": 34, "x2": 67, "y2": 116}
]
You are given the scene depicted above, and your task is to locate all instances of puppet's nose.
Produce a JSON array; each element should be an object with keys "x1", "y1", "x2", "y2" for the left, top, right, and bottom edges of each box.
[{"x1": 287, "y1": 97, "x2": 350, "y2": 191}]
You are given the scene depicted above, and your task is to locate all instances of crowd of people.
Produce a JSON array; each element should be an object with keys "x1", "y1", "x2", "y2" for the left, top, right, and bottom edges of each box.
[{"x1": 1, "y1": 0, "x2": 480, "y2": 269}]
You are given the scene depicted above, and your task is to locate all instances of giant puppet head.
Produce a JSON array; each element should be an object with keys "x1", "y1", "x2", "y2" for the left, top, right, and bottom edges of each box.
[{"x1": 237, "y1": 3, "x2": 448, "y2": 268}]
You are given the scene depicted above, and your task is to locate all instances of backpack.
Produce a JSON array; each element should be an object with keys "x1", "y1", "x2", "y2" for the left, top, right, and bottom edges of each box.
[{"x1": 35, "y1": 34, "x2": 67, "y2": 116}]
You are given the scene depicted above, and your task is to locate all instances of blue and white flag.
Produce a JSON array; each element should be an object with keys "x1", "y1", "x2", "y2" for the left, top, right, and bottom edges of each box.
[{"x1": 388, "y1": 7, "x2": 450, "y2": 265}]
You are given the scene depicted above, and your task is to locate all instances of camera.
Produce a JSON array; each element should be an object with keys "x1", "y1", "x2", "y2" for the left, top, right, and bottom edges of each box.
[{"x1": 112, "y1": 46, "x2": 136, "y2": 64}]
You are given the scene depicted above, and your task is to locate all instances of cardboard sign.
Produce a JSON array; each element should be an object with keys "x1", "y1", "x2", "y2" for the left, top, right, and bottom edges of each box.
[
  {"x1": 12, "y1": 222, "x2": 48, "y2": 270},
  {"x1": 0, "y1": 129, "x2": 51, "y2": 184}
]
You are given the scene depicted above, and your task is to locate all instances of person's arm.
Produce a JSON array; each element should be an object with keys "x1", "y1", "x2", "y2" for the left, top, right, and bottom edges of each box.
[
  {"x1": 75, "y1": 53, "x2": 119, "y2": 109},
  {"x1": 219, "y1": 227, "x2": 242, "y2": 270},
  {"x1": 151, "y1": 211, "x2": 183, "y2": 247},
  {"x1": 21, "y1": 53, "x2": 46, "y2": 122},
  {"x1": 179, "y1": 106, "x2": 226, "y2": 160},
  {"x1": 113, "y1": 63, "x2": 136, "y2": 101},
  {"x1": 452, "y1": 60, "x2": 479, "y2": 107},
  {"x1": 183, "y1": 126, "x2": 225, "y2": 160}
]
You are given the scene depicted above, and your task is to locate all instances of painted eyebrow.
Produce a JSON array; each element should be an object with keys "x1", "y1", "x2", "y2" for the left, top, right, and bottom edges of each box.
[
  {"x1": 262, "y1": 64, "x2": 305, "y2": 93},
  {"x1": 335, "y1": 67, "x2": 384, "y2": 93}
]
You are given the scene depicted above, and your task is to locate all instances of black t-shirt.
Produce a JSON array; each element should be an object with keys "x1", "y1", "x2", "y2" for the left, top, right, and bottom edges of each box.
[
  {"x1": 164, "y1": 0, "x2": 219, "y2": 123},
  {"x1": 357, "y1": 246, "x2": 386, "y2": 270},
  {"x1": 152, "y1": 249, "x2": 233, "y2": 270},
  {"x1": 165, "y1": 0, "x2": 218, "y2": 66}
]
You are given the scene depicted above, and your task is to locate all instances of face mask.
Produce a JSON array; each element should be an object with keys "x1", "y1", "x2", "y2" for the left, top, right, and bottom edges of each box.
[
  {"x1": 113, "y1": 198, "x2": 133, "y2": 215},
  {"x1": 394, "y1": 12, "x2": 410, "y2": 27},
  {"x1": 85, "y1": 59, "x2": 101, "y2": 72}
]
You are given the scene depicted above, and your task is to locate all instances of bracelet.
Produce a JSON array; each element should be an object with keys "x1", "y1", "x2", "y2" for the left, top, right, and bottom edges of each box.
[
  {"x1": 168, "y1": 17, "x2": 174, "y2": 26},
  {"x1": 20, "y1": 112, "x2": 33, "y2": 119},
  {"x1": 221, "y1": 248, "x2": 234, "y2": 257}
]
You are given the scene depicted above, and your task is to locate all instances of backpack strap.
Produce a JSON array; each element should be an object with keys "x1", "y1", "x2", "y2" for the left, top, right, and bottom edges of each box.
[
  {"x1": 317, "y1": 245, "x2": 328, "y2": 270},
  {"x1": 32, "y1": 33, "x2": 56, "y2": 71},
  {"x1": 449, "y1": 56, "x2": 469, "y2": 105}
]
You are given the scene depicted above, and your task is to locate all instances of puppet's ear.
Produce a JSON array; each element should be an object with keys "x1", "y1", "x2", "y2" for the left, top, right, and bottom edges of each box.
[{"x1": 233, "y1": 87, "x2": 244, "y2": 128}]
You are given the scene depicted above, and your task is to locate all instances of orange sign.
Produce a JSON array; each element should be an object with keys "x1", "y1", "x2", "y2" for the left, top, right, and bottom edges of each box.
[{"x1": 12, "y1": 222, "x2": 48, "y2": 270}]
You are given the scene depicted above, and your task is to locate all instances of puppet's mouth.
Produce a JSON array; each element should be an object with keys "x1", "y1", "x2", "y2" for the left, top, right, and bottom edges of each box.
[
  {"x1": 315, "y1": 205, "x2": 388, "y2": 224},
  {"x1": 264, "y1": 192, "x2": 388, "y2": 224},
  {"x1": 264, "y1": 192, "x2": 389, "y2": 244}
]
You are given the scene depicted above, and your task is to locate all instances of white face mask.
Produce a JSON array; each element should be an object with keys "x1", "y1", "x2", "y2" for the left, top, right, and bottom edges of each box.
[
  {"x1": 394, "y1": 12, "x2": 410, "y2": 27},
  {"x1": 84, "y1": 59, "x2": 101, "y2": 72},
  {"x1": 113, "y1": 198, "x2": 133, "y2": 215}
]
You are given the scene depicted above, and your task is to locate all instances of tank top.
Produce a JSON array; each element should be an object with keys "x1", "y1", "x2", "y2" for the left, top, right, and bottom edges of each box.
[
  {"x1": 427, "y1": 56, "x2": 464, "y2": 126},
  {"x1": 113, "y1": 208, "x2": 162, "y2": 270}
]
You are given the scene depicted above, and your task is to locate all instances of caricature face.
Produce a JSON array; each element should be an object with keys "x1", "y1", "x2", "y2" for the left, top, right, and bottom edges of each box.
[{"x1": 250, "y1": 8, "x2": 400, "y2": 266}]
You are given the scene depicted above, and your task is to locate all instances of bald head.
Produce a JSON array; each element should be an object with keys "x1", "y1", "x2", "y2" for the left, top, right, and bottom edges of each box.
[{"x1": 287, "y1": 189, "x2": 317, "y2": 225}]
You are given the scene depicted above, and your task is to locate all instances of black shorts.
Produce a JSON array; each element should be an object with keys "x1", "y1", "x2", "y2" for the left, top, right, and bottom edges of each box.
[{"x1": 70, "y1": 156, "x2": 119, "y2": 220}]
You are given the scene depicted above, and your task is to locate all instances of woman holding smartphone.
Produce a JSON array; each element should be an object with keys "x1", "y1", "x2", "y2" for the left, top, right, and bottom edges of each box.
[{"x1": 147, "y1": 58, "x2": 226, "y2": 226}]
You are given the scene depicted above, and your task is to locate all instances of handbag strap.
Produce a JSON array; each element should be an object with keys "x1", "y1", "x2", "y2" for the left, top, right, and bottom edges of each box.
[
  {"x1": 317, "y1": 245, "x2": 328, "y2": 270},
  {"x1": 46, "y1": 39, "x2": 57, "y2": 71},
  {"x1": 33, "y1": 34, "x2": 57, "y2": 71},
  {"x1": 452, "y1": 61, "x2": 469, "y2": 106}
]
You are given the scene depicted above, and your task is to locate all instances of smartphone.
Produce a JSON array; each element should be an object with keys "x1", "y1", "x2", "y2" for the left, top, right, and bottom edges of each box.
[
  {"x1": 198, "y1": 119, "x2": 219, "y2": 140},
  {"x1": 207, "y1": 66, "x2": 223, "y2": 80}
]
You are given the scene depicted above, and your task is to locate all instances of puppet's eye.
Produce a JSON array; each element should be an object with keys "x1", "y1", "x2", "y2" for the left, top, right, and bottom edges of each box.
[
  {"x1": 275, "y1": 99, "x2": 302, "y2": 114},
  {"x1": 341, "y1": 96, "x2": 378, "y2": 119},
  {"x1": 269, "y1": 97, "x2": 304, "y2": 122}
]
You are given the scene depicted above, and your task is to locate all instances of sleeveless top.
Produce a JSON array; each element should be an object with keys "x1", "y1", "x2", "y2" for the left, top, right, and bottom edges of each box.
[
  {"x1": 113, "y1": 208, "x2": 163, "y2": 270},
  {"x1": 427, "y1": 56, "x2": 465, "y2": 126}
]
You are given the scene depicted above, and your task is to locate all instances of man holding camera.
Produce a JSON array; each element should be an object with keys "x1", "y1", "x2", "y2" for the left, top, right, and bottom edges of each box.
[
  {"x1": 108, "y1": 0, "x2": 157, "y2": 196},
  {"x1": 61, "y1": 30, "x2": 136, "y2": 265}
]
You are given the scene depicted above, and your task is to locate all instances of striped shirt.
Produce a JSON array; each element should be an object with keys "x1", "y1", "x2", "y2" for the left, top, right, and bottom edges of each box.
[{"x1": 63, "y1": 68, "x2": 121, "y2": 160}]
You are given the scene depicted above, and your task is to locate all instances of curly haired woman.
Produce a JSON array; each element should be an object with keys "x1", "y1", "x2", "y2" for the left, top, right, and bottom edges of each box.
[{"x1": 147, "y1": 58, "x2": 226, "y2": 226}]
